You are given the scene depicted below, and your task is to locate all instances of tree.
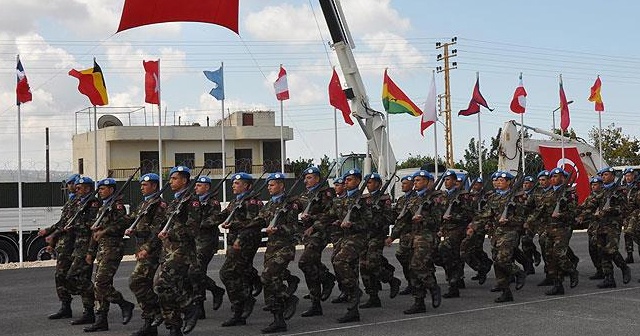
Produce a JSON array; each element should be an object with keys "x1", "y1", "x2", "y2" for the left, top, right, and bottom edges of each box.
[
  {"x1": 588, "y1": 123, "x2": 640, "y2": 166},
  {"x1": 396, "y1": 154, "x2": 446, "y2": 170}
]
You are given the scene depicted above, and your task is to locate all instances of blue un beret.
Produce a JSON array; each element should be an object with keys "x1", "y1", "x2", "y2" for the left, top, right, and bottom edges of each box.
[
  {"x1": 75, "y1": 176, "x2": 94, "y2": 185},
  {"x1": 443, "y1": 170, "x2": 457, "y2": 178},
  {"x1": 365, "y1": 173, "x2": 382, "y2": 182},
  {"x1": 412, "y1": 170, "x2": 434, "y2": 180},
  {"x1": 304, "y1": 167, "x2": 321, "y2": 176},
  {"x1": 623, "y1": 167, "x2": 636, "y2": 175},
  {"x1": 590, "y1": 176, "x2": 603, "y2": 183},
  {"x1": 597, "y1": 166, "x2": 615, "y2": 175},
  {"x1": 266, "y1": 172, "x2": 285, "y2": 182},
  {"x1": 97, "y1": 178, "x2": 117, "y2": 188},
  {"x1": 537, "y1": 170, "x2": 550, "y2": 178},
  {"x1": 140, "y1": 173, "x2": 160, "y2": 183},
  {"x1": 196, "y1": 176, "x2": 212, "y2": 184},
  {"x1": 401, "y1": 175, "x2": 413, "y2": 182},
  {"x1": 474, "y1": 177, "x2": 483, "y2": 184},
  {"x1": 169, "y1": 166, "x2": 191, "y2": 177},
  {"x1": 333, "y1": 177, "x2": 345, "y2": 184},
  {"x1": 232, "y1": 172, "x2": 253, "y2": 181},
  {"x1": 65, "y1": 173, "x2": 80, "y2": 184},
  {"x1": 343, "y1": 169, "x2": 362, "y2": 179},
  {"x1": 496, "y1": 171, "x2": 514, "y2": 180},
  {"x1": 550, "y1": 168, "x2": 569, "y2": 177},
  {"x1": 524, "y1": 176, "x2": 535, "y2": 182}
]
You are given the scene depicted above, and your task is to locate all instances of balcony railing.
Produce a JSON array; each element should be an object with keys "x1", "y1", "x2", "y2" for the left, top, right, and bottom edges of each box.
[{"x1": 108, "y1": 159, "x2": 292, "y2": 179}]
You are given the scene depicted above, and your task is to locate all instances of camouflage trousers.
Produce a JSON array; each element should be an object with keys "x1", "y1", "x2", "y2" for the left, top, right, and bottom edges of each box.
[
  {"x1": 220, "y1": 236, "x2": 261, "y2": 314},
  {"x1": 623, "y1": 217, "x2": 640, "y2": 254},
  {"x1": 395, "y1": 232, "x2": 413, "y2": 283},
  {"x1": 596, "y1": 227, "x2": 626, "y2": 275},
  {"x1": 360, "y1": 237, "x2": 395, "y2": 295},
  {"x1": 94, "y1": 246, "x2": 126, "y2": 312},
  {"x1": 54, "y1": 251, "x2": 73, "y2": 302},
  {"x1": 439, "y1": 227, "x2": 466, "y2": 287},
  {"x1": 490, "y1": 228, "x2": 522, "y2": 289},
  {"x1": 190, "y1": 235, "x2": 220, "y2": 303},
  {"x1": 66, "y1": 255, "x2": 95, "y2": 309},
  {"x1": 587, "y1": 222, "x2": 602, "y2": 273},
  {"x1": 541, "y1": 226, "x2": 575, "y2": 280},
  {"x1": 521, "y1": 229, "x2": 540, "y2": 266},
  {"x1": 409, "y1": 233, "x2": 438, "y2": 299},
  {"x1": 129, "y1": 255, "x2": 161, "y2": 319},
  {"x1": 332, "y1": 234, "x2": 365, "y2": 297},
  {"x1": 460, "y1": 229, "x2": 492, "y2": 275},
  {"x1": 262, "y1": 244, "x2": 296, "y2": 311},
  {"x1": 299, "y1": 237, "x2": 331, "y2": 300},
  {"x1": 154, "y1": 244, "x2": 196, "y2": 328}
]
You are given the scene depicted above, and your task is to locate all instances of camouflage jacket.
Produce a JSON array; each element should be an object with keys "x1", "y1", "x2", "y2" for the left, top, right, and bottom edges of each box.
[
  {"x1": 472, "y1": 190, "x2": 527, "y2": 232},
  {"x1": 69, "y1": 194, "x2": 100, "y2": 257},
  {"x1": 297, "y1": 184, "x2": 335, "y2": 240},
  {"x1": 363, "y1": 191, "x2": 393, "y2": 239},
  {"x1": 252, "y1": 195, "x2": 303, "y2": 248},
  {"x1": 88, "y1": 197, "x2": 129, "y2": 255},
  {"x1": 525, "y1": 185, "x2": 577, "y2": 229},
  {"x1": 219, "y1": 193, "x2": 263, "y2": 247},
  {"x1": 165, "y1": 191, "x2": 202, "y2": 245},
  {"x1": 622, "y1": 182, "x2": 640, "y2": 220},
  {"x1": 441, "y1": 187, "x2": 475, "y2": 231},
  {"x1": 325, "y1": 188, "x2": 372, "y2": 237},
  {"x1": 577, "y1": 190, "x2": 602, "y2": 230},
  {"x1": 582, "y1": 183, "x2": 625, "y2": 231},
  {"x1": 45, "y1": 196, "x2": 77, "y2": 251},
  {"x1": 389, "y1": 191, "x2": 415, "y2": 237},
  {"x1": 391, "y1": 189, "x2": 444, "y2": 239},
  {"x1": 198, "y1": 193, "x2": 222, "y2": 233},
  {"x1": 130, "y1": 195, "x2": 168, "y2": 255}
]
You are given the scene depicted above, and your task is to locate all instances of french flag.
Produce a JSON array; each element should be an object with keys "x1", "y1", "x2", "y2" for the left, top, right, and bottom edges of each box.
[{"x1": 16, "y1": 57, "x2": 32, "y2": 105}]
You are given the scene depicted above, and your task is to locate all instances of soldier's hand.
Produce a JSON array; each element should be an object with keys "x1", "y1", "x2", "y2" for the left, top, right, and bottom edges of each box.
[
  {"x1": 266, "y1": 227, "x2": 277, "y2": 235},
  {"x1": 385, "y1": 237, "x2": 394, "y2": 247},
  {"x1": 45, "y1": 245, "x2": 54, "y2": 253},
  {"x1": 466, "y1": 227, "x2": 474, "y2": 237},
  {"x1": 38, "y1": 229, "x2": 47, "y2": 237},
  {"x1": 158, "y1": 231, "x2": 168, "y2": 240},
  {"x1": 232, "y1": 240, "x2": 241, "y2": 250},
  {"x1": 221, "y1": 222, "x2": 230, "y2": 229},
  {"x1": 92, "y1": 230, "x2": 105, "y2": 241},
  {"x1": 443, "y1": 214, "x2": 452, "y2": 220},
  {"x1": 136, "y1": 249, "x2": 149, "y2": 260},
  {"x1": 85, "y1": 254, "x2": 93, "y2": 265},
  {"x1": 499, "y1": 218, "x2": 508, "y2": 224},
  {"x1": 412, "y1": 214, "x2": 423, "y2": 222},
  {"x1": 341, "y1": 221, "x2": 352, "y2": 228},
  {"x1": 300, "y1": 213, "x2": 311, "y2": 222},
  {"x1": 125, "y1": 229, "x2": 133, "y2": 236},
  {"x1": 551, "y1": 212, "x2": 561, "y2": 219},
  {"x1": 303, "y1": 226, "x2": 314, "y2": 237}
]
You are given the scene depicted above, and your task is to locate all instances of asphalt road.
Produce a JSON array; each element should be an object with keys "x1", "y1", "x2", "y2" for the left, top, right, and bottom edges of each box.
[{"x1": 1, "y1": 231, "x2": 639, "y2": 336}]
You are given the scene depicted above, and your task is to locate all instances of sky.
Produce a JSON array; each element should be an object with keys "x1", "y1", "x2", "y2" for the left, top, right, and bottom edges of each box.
[{"x1": 1, "y1": 0, "x2": 640, "y2": 175}]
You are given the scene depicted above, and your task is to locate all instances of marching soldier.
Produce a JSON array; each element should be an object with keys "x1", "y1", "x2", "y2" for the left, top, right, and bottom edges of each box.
[
  {"x1": 520, "y1": 176, "x2": 542, "y2": 275},
  {"x1": 387, "y1": 170, "x2": 442, "y2": 314},
  {"x1": 65, "y1": 176, "x2": 100, "y2": 326},
  {"x1": 328, "y1": 169, "x2": 371, "y2": 323},
  {"x1": 392, "y1": 175, "x2": 415, "y2": 295},
  {"x1": 218, "y1": 172, "x2": 263, "y2": 327},
  {"x1": 577, "y1": 176, "x2": 605, "y2": 280},
  {"x1": 83, "y1": 178, "x2": 135, "y2": 332},
  {"x1": 329, "y1": 177, "x2": 349, "y2": 304},
  {"x1": 39, "y1": 173, "x2": 79, "y2": 320},
  {"x1": 255, "y1": 172, "x2": 302, "y2": 333},
  {"x1": 621, "y1": 167, "x2": 639, "y2": 263},
  {"x1": 461, "y1": 176, "x2": 493, "y2": 285},
  {"x1": 469, "y1": 171, "x2": 527, "y2": 303},
  {"x1": 154, "y1": 166, "x2": 202, "y2": 336},
  {"x1": 298, "y1": 167, "x2": 337, "y2": 317},
  {"x1": 126, "y1": 173, "x2": 167, "y2": 336},
  {"x1": 359, "y1": 173, "x2": 401, "y2": 308},
  {"x1": 439, "y1": 171, "x2": 475, "y2": 298}
]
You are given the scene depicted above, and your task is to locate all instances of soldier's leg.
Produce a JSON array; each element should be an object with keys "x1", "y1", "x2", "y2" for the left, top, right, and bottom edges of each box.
[
  {"x1": 439, "y1": 231, "x2": 459, "y2": 297},
  {"x1": 54, "y1": 252, "x2": 74, "y2": 303},
  {"x1": 298, "y1": 239, "x2": 325, "y2": 301},
  {"x1": 623, "y1": 218, "x2": 634, "y2": 262},
  {"x1": 154, "y1": 250, "x2": 191, "y2": 330},
  {"x1": 129, "y1": 257, "x2": 161, "y2": 320},
  {"x1": 396, "y1": 234, "x2": 413, "y2": 284},
  {"x1": 333, "y1": 237, "x2": 364, "y2": 322},
  {"x1": 405, "y1": 235, "x2": 440, "y2": 314},
  {"x1": 66, "y1": 256, "x2": 95, "y2": 325},
  {"x1": 587, "y1": 229, "x2": 603, "y2": 278}
]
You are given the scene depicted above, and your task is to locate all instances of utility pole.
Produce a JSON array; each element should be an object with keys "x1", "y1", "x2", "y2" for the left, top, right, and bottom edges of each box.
[{"x1": 436, "y1": 37, "x2": 457, "y2": 167}]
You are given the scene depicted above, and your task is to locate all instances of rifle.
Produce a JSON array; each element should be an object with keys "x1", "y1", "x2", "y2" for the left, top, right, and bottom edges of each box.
[
  {"x1": 411, "y1": 171, "x2": 447, "y2": 221},
  {"x1": 498, "y1": 172, "x2": 525, "y2": 222},
  {"x1": 340, "y1": 175, "x2": 372, "y2": 226},
  {"x1": 220, "y1": 172, "x2": 269, "y2": 228},
  {"x1": 300, "y1": 161, "x2": 338, "y2": 218},
  {"x1": 551, "y1": 170, "x2": 576, "y2": 217},
  {"x1": 443, "y1": 174, "x2": 470, "y2": 218},
  {"x1": 267, "y1": 174, "x2": 306, "y2": 230},
  {"x1": 91, "y1": 167, "x2": 141, "y2": 231},
  {"x1": 125, "y1": 180, "x2": 171, "y2": 234},
  {"x1": 370, "y1": 172, "x2": 398, "y2": 209},
  {"x1": 476, "y1": 175, "x2": 493, "y2": 212},
  {"x1": 595, "y1": 170, "x2": 624, "y2": 217},
  {"x1": 61, "y1": 189, "x2": 100, "y2": 231},
  {"x1": 160, "y1": 166, "x2": 207, "y2": 233}
]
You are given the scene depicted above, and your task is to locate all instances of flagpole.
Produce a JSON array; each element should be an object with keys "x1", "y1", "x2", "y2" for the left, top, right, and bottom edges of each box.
[
  {"x1": 385, "y1": 111, "x2": 390, "y2": 177},
  {"x1": 520, "y1": 113, "x2": 525, "y2": 174},
  {"x1": 17, "y1": 56, "x2": 24, "y2": 265},
  {"x1": 280, "y1": 99, "x2": 285, "y2": 173},
  {"x1": 334, "y1": 108, "x2": 339, "y2": 165},
  {"x1": 476, "y1": 72, "x2": 483, "y2": 176},
  {"x1": 560, "y1": 74, "x2": 566, "y2": 168},
  {"x1": 94, "y1": 105, "x2": 98, "y2": 181},
  {"x1": 433, "y1": 117, "x2": 439, "y2": 176},
  {"x1": 157, "y1": 59, "x2": 163, "y2": 185},
  {"x1": 221, "y1": 71, "x2": 227, "y2": 204},
  {"x1": 598, "y1": 110, "x2": 603, "y2": 169}
]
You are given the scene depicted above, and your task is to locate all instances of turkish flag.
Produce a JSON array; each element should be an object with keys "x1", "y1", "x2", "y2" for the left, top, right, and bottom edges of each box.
[
  {"x1": 538, "y1": 145, "x2": 589, "y2": 203},
  {"x1": 143, "y1": 60, "x2": 160, "y2": 105}
]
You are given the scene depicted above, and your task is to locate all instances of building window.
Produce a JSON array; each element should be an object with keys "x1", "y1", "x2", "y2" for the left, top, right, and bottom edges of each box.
[
  {"x1": 204, "y1": 153, "x2": 222, "y2": 169},
  {"x1": 235, "y1": 149, "x2": 252, "y2": 173},
  {"x1": 140, "y1": 151, "x2": 159, "y2": 174},
  {"x1": 242, "y1": 113, "x2": 254, "y2": 126},
  {"x1": 78, "y1": 158, "x2": 84, "y2": 174},
  {"x1": 175, "y1": 153, "x2": 195, "y2": 168}
]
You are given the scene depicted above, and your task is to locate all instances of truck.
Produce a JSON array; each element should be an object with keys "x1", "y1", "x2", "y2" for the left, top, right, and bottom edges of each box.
[{"x1": 0, "y1": 206, "x2": 61, "y2": 263}]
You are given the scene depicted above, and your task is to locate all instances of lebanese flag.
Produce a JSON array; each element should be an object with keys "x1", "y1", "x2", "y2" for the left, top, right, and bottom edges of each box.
[
  {"x1": 421, "y1": 72, "x2": 437, "y2": 136},
  {"x1": 559, "y1": 75, "x2": 570, "y2": 131},
  {"x1": 509, "y1": 73, "x2": 527, "y2": 114},
  {"x1": 458, "y1": 75, "x2": 492, "y2": 116},
  {"x1": 328, "y1": 69, "x2": 353, "y2": 125},
  {"x1": 117, "y1": 0, "x2": 239, "y2": 35},
  {"x1": 143, "y1": 60, "x2": 160, "y2": 105},
  {"x1": 274, "y1": 66, "x2": 289, "y2": 101},
  {"x1": 16, "y1": 57, "x2": 32, "y2": 105},
  {"x1": 538, "y1": 145, "x2": 589, "y2": 204}
]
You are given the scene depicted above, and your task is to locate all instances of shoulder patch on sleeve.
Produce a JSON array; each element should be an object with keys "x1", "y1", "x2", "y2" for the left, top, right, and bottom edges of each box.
[
  {"x1": 160, "y1": 201, "x2": 167, "y2": 208},
  {"x1": 213, "y1": 200, "x2": 220, "y2": 206},
  {"x1": 116, "y1": 204, "x2": 124, "y2": 210},
  {"x1": 191, "y1": 201, "x2": 200, "y2": 208}
]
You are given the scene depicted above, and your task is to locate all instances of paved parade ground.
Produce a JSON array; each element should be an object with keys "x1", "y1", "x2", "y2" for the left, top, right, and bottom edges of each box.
[{"x1": 1, "y1": 232, "x2": 639, "y2": 336}]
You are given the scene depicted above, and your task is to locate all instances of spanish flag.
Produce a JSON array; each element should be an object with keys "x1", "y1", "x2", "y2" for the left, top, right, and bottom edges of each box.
[
  {"x1": 588, "y1": 76, "x2": 604, "y2": 112},
  {"x1": 382, "y1": 69, "x2": 422, "y2": 117},
  {"x1": 69, "y1": 59, "x2": 108, "y2": 106}
]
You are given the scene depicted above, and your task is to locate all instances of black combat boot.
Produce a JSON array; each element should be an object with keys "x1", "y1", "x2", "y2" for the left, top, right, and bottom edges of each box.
[
  {"x1": 403, "y1": 297, "x2": 426, "y2": 314},
  {"x1": 533, "y1": 250, "x2": 542, "y2": 266},
  {"x1": 430, "y1": 285, "x2": 442, "y2": 308},
  {"x1": 545, "y1": 280, "x2": 565, "y2": 295},
  {"x1": 569, "y1": 270, "x2": 579, "y2": 288},
  {"x1": 456, "y1": 278, "x2": 466, "y2": 289},
  {"x1": 398, "y1": 285, "x2": 413, "y2": 295},
  {"x1": 300, "y1": 299, "x2": 322, "y2": 317},
  {"x1": 336, "y1": 307, "x2": 360, "y2": 323},
  {"x1": 83, "y1": 311, "x2": 109, "y2": 332},
  {"x1": 625, "y1": 252, "x2": 634, "y2": 264},
  {"x1": 197, "y1": 302, "x2": 206, "y2": 320},
  {"x1": 117, "y1": 299, "x2": 135, "y2": 325},
  {"x1": 283, "y1": 295, "x2": 299, "y2": 320},
  {"x1": 320, "y1": 272, "x2": 336, "y2": 301},
  {"x1": 261, "y1": 310, "x2": 287, "y2": 334},
  {"x1": 359, "y1": 294, "x2": 381, "y2": 308},
  {"x1": 220, "y1": 308, "x2": 246, "y2": 327},
  {"x1": 442, "y1": 285, "x2": 460, "y2": 298},
  {"x1": 210, "y1": 285, "x2": 225, "y2": 311},
  {"x1": 494, "y1": 288, "x2": 513, "y2": 303},
  {"x1": 182, "y1": 302, "x2": 200, "y2": 334},
  {"x1": 70, "y1": 307, "x2": 95, "y2": 325},
  {"x1": 515, "y1": 270, "x2": 527, "y2": 290},
  {"x1": 331, "y1": 291, "x2": 348, "y2": 303},
  {"x1": 286, "y1": 275, "x2": 300, "y2": 297},
  {"x1": 49, "y1": 300, "x2": 72, "y2": 319},
  {"x1": 130, "y1": 318, "x2": 158, "y2": 336},
  {"x1": 240, "y1": 296, "x2": 256, "y2": 319},
  {"x1": 589, "y1": 270, "x2": 605, "y2": 280},
  {"x1": 622, "y1": 266, "x2": 632, "y2": 284},
  {"x1": 252, "y1": 275, "x2": 263, "y2": 297},
  {"x1": 597, "y1": 274, "x2": 616, "y2": 288},
  {"x1": 389, "y1": 277, "x2": 402, "y2": 298},
  {"x1": 168, "y1": 326, "x2": 183, "y2": 336}
]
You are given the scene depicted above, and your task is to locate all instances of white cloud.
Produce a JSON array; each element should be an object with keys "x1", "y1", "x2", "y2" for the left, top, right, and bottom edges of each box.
[{"x1": 245, "y1": 4, "x2": 319, "y2": 41}]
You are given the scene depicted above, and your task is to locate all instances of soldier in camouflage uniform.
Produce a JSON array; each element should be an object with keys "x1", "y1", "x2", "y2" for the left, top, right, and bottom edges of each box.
[
  {"x1": 327, "y1": 169, "x2": 371, "y2": 323},
  {"x1": 252, "y1": 172, "x2": 302, "y2": 333},
  {"x1": 64, "y1": 176, "x2": 100, "y2": 326},
  {"x1": 154, "y1": 166, "x2": 202, "y2": 336},
  {"x1": 621, "y1": 168, "x2": 639, "y2": 263},
  {"x1": 39, "y1": 173, "x2": 79, "y2": 320},
  {"x1": 392, "y1": 175, "x2": 415, "y2": 295},
  {"x1": 584, "y1": 167, "x2": 631, "y2": 288},
  {"x1": 358, "y1": 173, "x2": 401, "y2": 308},
  {"x1": 328, "y1": 177, "x2": 349, "y2": 304},
  {"x1": 525, "y1": 168, "x2": 579, "y2": 295},
  {"x1": 298, "y1": 167, "x2": 337, "y2": 317},
  {"x1": 470, "y1": 171, "x2": 527, "y2": 302},
  {"x1": 439, "y1": 171, "x2": 475, "y2": 298},
  {"x1": 126, "y1": 173, "x2": 167, "y2": 336},
  {"x1": 387, "y1": 170, "x2": 442, "y2": 314},
  {"x1": 218, "y1": 172, "x2": 263, "y2": 327},
  {"x1": 83, "y1": 178, "x2": 135, "y2": 332},
  {"x1": 461, "y1": 176, "x2": 494, "y2": 285},
  {"x1": 184, "y1": 175, "x2": 225, "y2": 328},
  {"x1": 520, "y1": 176, "x2": 542, "y2": 275},
  {"x1": 577, "y1": 176, "x2": 605, "y2": 280}
]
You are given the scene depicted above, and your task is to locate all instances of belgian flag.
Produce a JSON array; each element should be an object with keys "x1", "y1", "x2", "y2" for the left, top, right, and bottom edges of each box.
[{"x1": 69, "y1": 58, "x2": 108, "y2": 106}]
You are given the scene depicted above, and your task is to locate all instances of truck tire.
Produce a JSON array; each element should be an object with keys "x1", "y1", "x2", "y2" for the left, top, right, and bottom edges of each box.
[
  {"x1": 0, "y1": 240, "x2": 18, "y2": 264},
  {"x1": 27, "y1": 237, "x2": 55, "y2": 261}
]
